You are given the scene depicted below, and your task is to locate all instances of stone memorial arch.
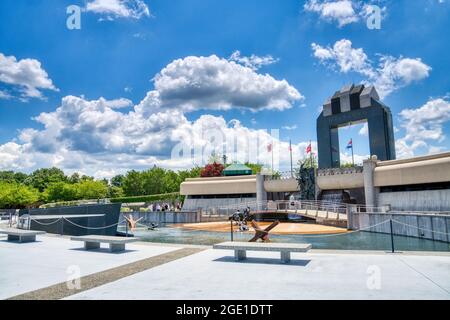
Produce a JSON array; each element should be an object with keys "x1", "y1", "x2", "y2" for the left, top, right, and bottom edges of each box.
[{"x1": 317, "y1": 84, "x2": 396, "y2": 168}]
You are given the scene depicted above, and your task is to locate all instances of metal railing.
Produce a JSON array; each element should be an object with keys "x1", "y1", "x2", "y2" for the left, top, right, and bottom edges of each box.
[
  {"x1": 349, "y1": 204, "x2": 450, "y2": 216},
  {"x1": 265, "y1": 171, "x2": 297, "y2": 180},
  {"x1": 199, "y1": 199, "x2": 349, "y2": 221},
  {"x1": 317, "y1": 166, "x2": 363, "y2": 176}
]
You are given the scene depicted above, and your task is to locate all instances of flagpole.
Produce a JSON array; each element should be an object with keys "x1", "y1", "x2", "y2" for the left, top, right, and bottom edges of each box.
[
  {"x1": 289, "y1": 139, "x2": 293, "y2": 177},
  {"x1": 351, "y1": 139, "x2": 355, "y2": 167},
  {"x1": 309, "y1": 140, "x2": 312, "y2": 168}
]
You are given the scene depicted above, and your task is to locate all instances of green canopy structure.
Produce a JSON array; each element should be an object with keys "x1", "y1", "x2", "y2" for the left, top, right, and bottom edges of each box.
[{"x1": 223, "y1": 163, "x2": 253, "y2": 176}]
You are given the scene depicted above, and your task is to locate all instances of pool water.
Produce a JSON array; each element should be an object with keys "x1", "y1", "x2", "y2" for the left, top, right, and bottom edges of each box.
[{"x1": 120, "y1": 226, "x2": 450, "y2": 252}]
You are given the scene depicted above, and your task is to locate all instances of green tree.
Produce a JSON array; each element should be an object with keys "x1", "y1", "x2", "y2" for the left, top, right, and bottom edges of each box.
[
  {"x1": 162, "y1": 170, "x2": 181, "y2": 193},
  {"x1": 0, "y1": 171, "x2": 29, "y2": 184},
  {"x1": 75, "y1": 180, "x2": 108, "y2": 200},
  {"x1": 25, "y1": 167, "x2": 67, "y2": 192},
  {"x1": 297, "y1": 156, "x2": 317, "y2": 170},
  {"x1": 0, "y1": 182, "x2": 40, "y2": 209},
  {"x1": 107, "y1": 185, "x2": 124, "y2": 198},
  {"x1": 68, "y1": 173, "x2": 81, "y2": 184},
  {"x1": 244, "y1": 162, "x2": 263, "y2": 174},
  {"x1": 14, "y1": 172, "x2": 29, "y2": 184},
  {"x1": 111, "y1": 174, "x2": 125, "y2": 187},
  {"x1": 0, "y1": 171, "x2": 15, "y2": 183},
  {"x1": 122, "y1": 170, "x2": 145, "y2": 196},
  {"x1": 340, "y1": 162, "x2": 354, "y2": 168},
  {"x1": 45, "y1": 182, "x2": 78, "y2": 202},
  {"x1": 80, "y1": 175, "x2": 94, "y2": 182},
  {"x1": 142, "y1": 167, "x2": 168, "y2": 195}
]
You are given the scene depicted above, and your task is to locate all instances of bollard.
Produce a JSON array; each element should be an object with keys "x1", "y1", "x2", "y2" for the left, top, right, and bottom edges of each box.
[{"x1": 230, "y1": 220, "x2": 234, "y2": 242}]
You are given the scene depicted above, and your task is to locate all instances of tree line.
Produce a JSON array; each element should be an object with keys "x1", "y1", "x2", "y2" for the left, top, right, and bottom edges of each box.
[
  {"x1": 0, "y1": 166, "x2": 201, "y2": 209},
  {"x1": 0, "y1": 160, "x2": 266, "y2": 209}
]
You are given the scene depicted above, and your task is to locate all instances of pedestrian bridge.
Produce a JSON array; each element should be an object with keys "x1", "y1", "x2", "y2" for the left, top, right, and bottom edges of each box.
[{"x1": 200, "y1": 200, "x2": 349, "y2": 227}]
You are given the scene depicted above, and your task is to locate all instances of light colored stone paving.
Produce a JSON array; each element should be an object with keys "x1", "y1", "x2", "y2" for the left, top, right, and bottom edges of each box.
[
  {"x1": 66, "y1": 249, "x2": 450, "y2": 300},
  {"x1": 0, "y1": 235, "x2": 181, "y2": 299},
  {"x1": 8, "y1": 248, "x2": 204, "y2": 300}
]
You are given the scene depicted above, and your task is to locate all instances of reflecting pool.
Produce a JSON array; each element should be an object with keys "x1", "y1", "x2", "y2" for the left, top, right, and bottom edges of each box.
[{"x1": 119, "y1": 226, "x2": 450, "y2": 252}]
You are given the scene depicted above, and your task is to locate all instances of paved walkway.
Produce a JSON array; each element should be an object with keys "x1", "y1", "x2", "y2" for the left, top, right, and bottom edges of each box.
[
  {"x1": 0, "y1": 235, "x2": 182, "y2": 299},
  {"x1": 8, "y1": 248, "x2": 203, "y2": 300},
  {"x1": 66, "y1": 249, "x2": 450, "y2": 300},
  {"x1": 1, "y1": 235, "x2": 449, "y2": 300}
]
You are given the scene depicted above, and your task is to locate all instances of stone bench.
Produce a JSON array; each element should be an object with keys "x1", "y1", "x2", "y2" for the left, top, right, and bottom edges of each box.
[
  {"x1": 0, "y1": 229, "x2": 46, "y2": 243},
  {"x1": 70, "y1": 235, "x2": 139, "y2": 252},
  {"x1": 213, "y1": 241, "x2": 312, "y2": 264}
]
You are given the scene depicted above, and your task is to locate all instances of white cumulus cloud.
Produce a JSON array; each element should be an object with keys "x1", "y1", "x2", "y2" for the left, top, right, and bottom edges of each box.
[
  {"x1": 86, "y1": 0, "x2": 150, "y2": 20},
  {"x1": 136, "y1": 55, "x2": 303, "y2": 114},
  {"x1": 304, "y1": 0, "x2": 387, "y2": 27},
  {"x1": 358, "y1": 123, "x2": 368, "y2": 136},
  {"x1": 0, "y1": 52, "x2": 58, "y2": 99},
  {"x1": 396, "y1": 98, "x2": 450, "y2": 158},
  {"x1": 311, "y1": 39, "x2": 431, "y2": 98},
  {"x1": 304, "y1": 0, "x2": 359, "y2": 27}
]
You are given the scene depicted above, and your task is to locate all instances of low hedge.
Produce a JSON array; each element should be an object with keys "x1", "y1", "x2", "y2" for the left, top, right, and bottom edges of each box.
[{"x1": 110, "y1": 192, "x2": 182, "y2": 204}]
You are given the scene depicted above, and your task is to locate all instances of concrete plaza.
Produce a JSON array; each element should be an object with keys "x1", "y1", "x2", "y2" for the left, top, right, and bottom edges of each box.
[{"x1": 1, "y1": 234, "x2": 449, "y2": 300}]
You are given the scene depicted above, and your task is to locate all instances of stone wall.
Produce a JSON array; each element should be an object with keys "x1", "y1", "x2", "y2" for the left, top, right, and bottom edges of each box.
[
  {"x1": 19, "y1": 203, "x2": 122, "y2": 236},
  {"x1": 182, "y1": 197, "x2": 258, "y2": 214},
  {"x1": 377, "y1": 190, "x2": 450, "y2": 212},
  {"x1": 350, "y1": 211, "x2": 450, "y2": 243}
]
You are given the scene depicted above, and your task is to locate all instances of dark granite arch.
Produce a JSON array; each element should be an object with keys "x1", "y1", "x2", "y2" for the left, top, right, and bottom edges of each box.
[{"x1": 317, "y1": 84, "x2": 396, "y2": 168}]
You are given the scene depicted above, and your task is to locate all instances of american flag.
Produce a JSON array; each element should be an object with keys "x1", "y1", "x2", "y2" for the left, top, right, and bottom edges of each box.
[
  {"x1": 306, "y1": 143, "x2": 312, "y2": 154},
  {"x1": 347, "y1": 139, "x2": 353, "y2": 149}
]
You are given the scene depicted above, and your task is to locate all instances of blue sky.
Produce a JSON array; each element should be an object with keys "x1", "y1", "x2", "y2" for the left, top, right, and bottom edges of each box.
[{"x1": 0, "y1": 0, "x2": 449, "y2": 177}]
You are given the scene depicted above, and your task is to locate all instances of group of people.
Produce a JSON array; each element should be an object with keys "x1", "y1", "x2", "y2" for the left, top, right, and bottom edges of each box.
[
  {"x1": 230, "y1": 207, "x2": 252, "y2": 232},
  {"x1": 147, "y1": 202, "x2": 182, "y2": 212}
]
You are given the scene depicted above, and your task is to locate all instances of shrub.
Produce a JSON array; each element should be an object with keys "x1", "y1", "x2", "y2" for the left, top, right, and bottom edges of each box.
[
  {"x1": 200, "y1": 162, "x2": 224, "y2": 177},
  {"x1": 110, "y1": 192, "x2": 181, "y2": 204}
]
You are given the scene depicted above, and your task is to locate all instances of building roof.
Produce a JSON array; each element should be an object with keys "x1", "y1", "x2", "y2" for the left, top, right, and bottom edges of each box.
[{"x1": 223, "y1": 163, "x2": 253, "y2": 176}]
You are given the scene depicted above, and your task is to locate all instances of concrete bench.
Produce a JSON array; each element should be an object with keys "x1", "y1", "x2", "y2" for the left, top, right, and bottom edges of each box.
[
  {"x1": 213, "y1": 241, "x2": 312, "y2": 264},
  {"x1": 70, "y1": 235, "x2": 139, "y2": 252},
  {"x1": 0, "y1": 229, "x2": 46, "y2": 243}
]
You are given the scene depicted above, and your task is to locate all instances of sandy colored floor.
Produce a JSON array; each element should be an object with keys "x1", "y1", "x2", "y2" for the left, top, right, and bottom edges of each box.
[{"x1": 174, "y1": 221, "x2": 348, "y2": 235}]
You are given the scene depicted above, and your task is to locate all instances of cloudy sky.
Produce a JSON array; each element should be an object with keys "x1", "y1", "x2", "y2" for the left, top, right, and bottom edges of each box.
[{"x1": 0, "y1": 0, "x2": 449, "y2": 178}]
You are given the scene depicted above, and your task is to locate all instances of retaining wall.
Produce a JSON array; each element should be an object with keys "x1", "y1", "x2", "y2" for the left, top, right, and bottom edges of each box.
[
  {"x1": 350, "y1": 212, "x2": 450, "y2": 243},
  {"x1": 123, "y1": 211, "x2": 201, "y2": 225}
]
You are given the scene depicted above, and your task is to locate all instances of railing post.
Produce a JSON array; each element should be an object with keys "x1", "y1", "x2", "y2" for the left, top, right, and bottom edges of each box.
[
  {"x1": 230, "y1": 220, "x2": 234, "y2": 242},
  {"x1": 390, "y1": 219, "x2": 395, "y2": 253}
]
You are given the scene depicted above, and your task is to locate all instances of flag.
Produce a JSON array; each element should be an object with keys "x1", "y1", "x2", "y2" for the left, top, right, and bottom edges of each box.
[
  {"x1": 346, "y1": 139, "x2": 353, "y2": 149},
  {"x1": 306, "y1": 143, "x2": 312, "y2": 154},
  {"x1": 267, "y1": 143, "x2": 273, "y2": 153}
]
